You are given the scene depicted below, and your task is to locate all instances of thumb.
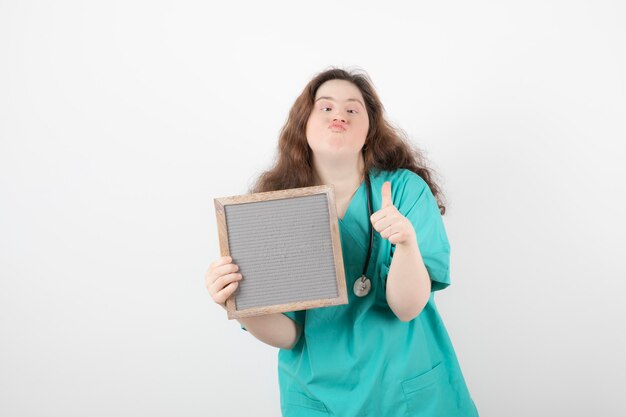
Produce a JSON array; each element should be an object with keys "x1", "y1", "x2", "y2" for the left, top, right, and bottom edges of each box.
[{"x1": 381, "y1": 181, "x2": 393, "y2": 208}]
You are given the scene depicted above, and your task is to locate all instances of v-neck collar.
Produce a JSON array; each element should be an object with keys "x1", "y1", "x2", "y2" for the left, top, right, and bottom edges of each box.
[{"x1": 338, "y1": 176, "x2": 367, "y2": 224}]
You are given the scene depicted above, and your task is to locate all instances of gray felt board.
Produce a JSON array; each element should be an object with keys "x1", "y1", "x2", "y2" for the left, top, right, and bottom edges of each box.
[{"x1": 225, "y1": 193, "x2": 339, "y2": 310}]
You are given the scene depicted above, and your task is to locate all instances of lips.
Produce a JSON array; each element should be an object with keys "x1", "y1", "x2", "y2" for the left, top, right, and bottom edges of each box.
[{"x1": 329, "y1": 123, "x2": 346, "y2": 131}]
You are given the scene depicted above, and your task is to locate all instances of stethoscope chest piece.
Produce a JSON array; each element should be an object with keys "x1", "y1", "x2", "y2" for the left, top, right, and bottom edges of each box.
[{"x1": 353, "y1": 275, "x2": 371, "y2": 297}]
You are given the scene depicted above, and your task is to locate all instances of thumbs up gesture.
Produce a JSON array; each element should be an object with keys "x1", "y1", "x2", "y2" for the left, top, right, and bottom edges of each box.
[{"x1": 370, "y1": 181, "x2": 417, "y2": 246}]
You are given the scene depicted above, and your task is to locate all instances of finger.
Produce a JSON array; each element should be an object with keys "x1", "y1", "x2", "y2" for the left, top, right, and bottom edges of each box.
[
  {"x1": 371, "y1": 207, "x2": 401, "y2": 230},
  {"x1": 209, "y1": 256, "x2": 232, "y2": 270},
  {"x1": 373, "y1": 210, "x2": 402, "y2": 231},
  {"x1": 387, "y1": 231, "x2": 405, "y2": 245},
  {"x1": 388, "y1": 229, "x2": 415, "y2": 245},
  {"x1": 210, "y1": 272, "x2": 243, "y2": 294},
  {"x1": 381, "y1": 181, "x2": 393, "y2": 208},
  {"x1": 380, "y1": 223, "x2": 397, "y2": 239},
  {"x1": 212, "y1": 263, "x2": 239, "y2": 280},
  {"x1": 205, "y1": 263, "x2": 239, "y2": 289},
  {"x1": 213, "y1": 281, "x2": 239, "y2": 305},
  {"x1": 370, "y1": 206, "x2": 393, "y2": 224},
  {"x1": 373, "y1": 216, "x2": 395, "y2": 233}
]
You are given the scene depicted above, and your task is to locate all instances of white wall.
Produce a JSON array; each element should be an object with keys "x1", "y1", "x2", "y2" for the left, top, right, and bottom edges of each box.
[{"x1": 1, "y1": 1, "x2": 625, "y2": 416}]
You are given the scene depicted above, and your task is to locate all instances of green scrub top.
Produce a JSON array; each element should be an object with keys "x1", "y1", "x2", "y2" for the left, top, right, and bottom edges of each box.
[{"x1": 278, "y1": 168, "x2": 479, "y2": 417}]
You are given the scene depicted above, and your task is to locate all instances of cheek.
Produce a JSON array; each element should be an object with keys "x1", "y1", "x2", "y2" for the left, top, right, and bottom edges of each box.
[
  {"x1": 305, "y1": 121, "x2": 318, "y2": 146},
  {"x1": 305, "y1": 115, "x2": 326, "y2": 140},
  {"x1": 351, "y1": 120, "x2": 369, "y2": 143}
]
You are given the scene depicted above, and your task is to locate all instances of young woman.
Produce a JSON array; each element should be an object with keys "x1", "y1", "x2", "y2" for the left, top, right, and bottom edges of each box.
[{"x1": 206, "y1": 68, "x2": 479, "y2": 417}]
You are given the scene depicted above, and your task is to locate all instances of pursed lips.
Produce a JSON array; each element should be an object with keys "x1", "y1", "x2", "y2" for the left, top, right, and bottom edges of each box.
[{"x1": 329, "y1": 123, "x2": 346, "y2": 131}]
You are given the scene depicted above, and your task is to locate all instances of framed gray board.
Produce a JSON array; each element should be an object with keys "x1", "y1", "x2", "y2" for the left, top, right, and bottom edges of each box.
[{"x1": 214, "y1": 185, "x2": 348, "y2": 320}]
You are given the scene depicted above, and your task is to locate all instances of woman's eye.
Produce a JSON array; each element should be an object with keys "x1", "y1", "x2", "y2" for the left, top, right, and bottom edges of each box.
[
  {"x1": 321, "y1": 107, "x2": 332, "y2": 111},
  {"x1": 347, "y1": 109, "x2": 358, "y2": 114}
]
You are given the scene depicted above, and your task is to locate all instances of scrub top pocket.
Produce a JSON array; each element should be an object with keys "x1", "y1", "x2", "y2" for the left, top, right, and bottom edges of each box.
[
  {"x1": 283, "y1": 390, "x2": 330, "y2": 416},
  {"x1": 401, "y1": 362, "x2": 460, "y2": 416}
]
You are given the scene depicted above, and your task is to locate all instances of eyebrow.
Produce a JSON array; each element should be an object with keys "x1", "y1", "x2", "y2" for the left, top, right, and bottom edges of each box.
[{"x1": 315, "y1": 96, "x2": 365, "y2": 109}]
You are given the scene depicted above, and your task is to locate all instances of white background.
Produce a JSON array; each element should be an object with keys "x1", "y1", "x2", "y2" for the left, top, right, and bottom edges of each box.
[{"x1": 1, "y1": 1, "x2": 625, "y2": 416}]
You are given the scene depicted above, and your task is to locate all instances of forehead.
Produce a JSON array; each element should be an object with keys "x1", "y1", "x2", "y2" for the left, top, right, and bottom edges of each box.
[{"x1": 315, "y1": 79, "x2": 364, "y2": 101}]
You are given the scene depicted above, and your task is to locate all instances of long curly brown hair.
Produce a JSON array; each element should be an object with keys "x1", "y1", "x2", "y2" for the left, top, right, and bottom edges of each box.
[{"x1": 250, "y1": 68, "x2": 447, "y2": 215}]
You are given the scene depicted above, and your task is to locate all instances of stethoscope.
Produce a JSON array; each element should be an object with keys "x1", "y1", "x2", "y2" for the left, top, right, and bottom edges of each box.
[{"x1": 353, "y1": 172, "x2": 373, "y2": 297}]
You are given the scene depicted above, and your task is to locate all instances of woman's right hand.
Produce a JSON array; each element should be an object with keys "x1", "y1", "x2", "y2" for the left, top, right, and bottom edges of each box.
[{"x1": 205, "y1": 256, "x2": 242, "y2": 309}]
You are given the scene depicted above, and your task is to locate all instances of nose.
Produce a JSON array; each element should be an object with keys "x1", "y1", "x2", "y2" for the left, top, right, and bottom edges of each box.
[{"x1": 333, "y1": 112, "x2": 347, "y2": 123}]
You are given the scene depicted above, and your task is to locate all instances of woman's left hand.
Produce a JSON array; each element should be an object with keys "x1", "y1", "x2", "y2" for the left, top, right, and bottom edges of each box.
[{"x1": 370, "y1": 181, "x2": 417, "y2": 246}]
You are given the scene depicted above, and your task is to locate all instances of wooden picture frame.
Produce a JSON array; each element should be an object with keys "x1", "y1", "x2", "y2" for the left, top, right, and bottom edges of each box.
[{"x1": 214, "y1": 185, "x2": 348, "y2": 319}]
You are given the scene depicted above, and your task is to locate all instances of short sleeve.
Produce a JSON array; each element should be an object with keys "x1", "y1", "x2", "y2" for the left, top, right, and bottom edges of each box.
[
  {"x1": 282, "y1": 310, "x2": 306, "y2": 327},
  {"x1": 393, "y1": 172, "x2": 451, "y2": 292}
]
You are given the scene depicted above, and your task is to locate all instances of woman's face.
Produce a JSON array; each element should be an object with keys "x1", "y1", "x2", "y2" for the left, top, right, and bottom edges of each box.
[{"x1": 306, "y1": 79, "x2": 369, "y2": 160}]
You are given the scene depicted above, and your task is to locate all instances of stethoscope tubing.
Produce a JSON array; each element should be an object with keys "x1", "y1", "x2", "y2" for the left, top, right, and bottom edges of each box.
[
  {"x1": 363, "y1": 173, "x2": 374, "y2": 277},
  {"x1": 351, "y1": 171, "x2": 375, "y2": 297}
]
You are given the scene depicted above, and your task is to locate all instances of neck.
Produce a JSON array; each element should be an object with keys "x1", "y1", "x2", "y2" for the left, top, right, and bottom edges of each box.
[{"x1": 312, "y1": 154, "x2": 365, "y2": 198}]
